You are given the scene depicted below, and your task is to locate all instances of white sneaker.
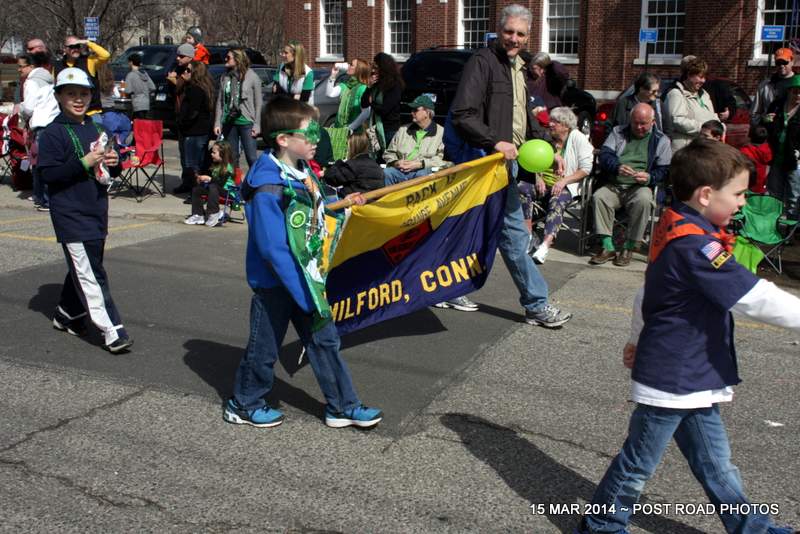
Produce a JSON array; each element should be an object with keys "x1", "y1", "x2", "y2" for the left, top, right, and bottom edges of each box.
[
  {"x1": 434, "y1": 295, "x2": 479, "y2": 312},
  {"x1": 184, "y1": 214, "x2": 205, "y2": 225},
  {"x1": 205, "y1": 211, "x2": 223, "y2": 227},
  {"x1": 532, "y1": 244, "x2": 550, "y2": 264}
]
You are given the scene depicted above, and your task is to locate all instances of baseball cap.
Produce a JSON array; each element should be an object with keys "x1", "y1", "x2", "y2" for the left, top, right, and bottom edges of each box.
[
  {"x1": 408, "y1": 94, "x2": 435, "y2": 111},
  {"x1": 177, "y1": 43, "x2": 195, "y2": 57},
  {"x1": 775, "y1": 48, "x2": 794, "y2": 62},
  {"x1": 55, "y1": 67, "x2": 93, "y2": 89}
]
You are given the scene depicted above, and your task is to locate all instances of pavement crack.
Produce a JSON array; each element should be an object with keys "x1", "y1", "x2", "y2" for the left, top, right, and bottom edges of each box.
[
  {"x1": 0, "y1": 388, "x2": 147, "y2": 454},
  {"x1": 0, "y1": 456, "x2": 165, "y2": 510}
]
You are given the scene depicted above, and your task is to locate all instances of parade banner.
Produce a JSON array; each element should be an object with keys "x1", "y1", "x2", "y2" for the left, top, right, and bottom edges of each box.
[{"x1": 326, "y1": 154, "x2": 508, "y2": 335}]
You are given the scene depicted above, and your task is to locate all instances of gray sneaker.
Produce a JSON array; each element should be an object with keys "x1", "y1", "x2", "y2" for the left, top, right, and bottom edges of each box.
[
  {"x1": 433, "y1": 295, "x2": 479, "y2": 312},
  {"x1": 205, "y1": 211, "x2": 223, "y2": 227},
  {"x1": 525, "y1": 304, "x2": 572, "y2": 328}
]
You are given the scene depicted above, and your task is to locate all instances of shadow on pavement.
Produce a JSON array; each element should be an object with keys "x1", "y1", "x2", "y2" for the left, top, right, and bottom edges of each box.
[
  {"x1": 440, "y1": 413, "x2": 705, "y2": 534},
  {"x1": 28, "y1": 282, "x2": 106, "y2": 349},
  {"x1": 183, "y1": 339, "x2": 325, "y2": 420}
]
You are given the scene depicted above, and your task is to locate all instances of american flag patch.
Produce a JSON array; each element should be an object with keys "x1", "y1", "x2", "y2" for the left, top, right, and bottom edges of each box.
[{"x1": 701, "y1": 241, "x2": 724, "y2": 260}]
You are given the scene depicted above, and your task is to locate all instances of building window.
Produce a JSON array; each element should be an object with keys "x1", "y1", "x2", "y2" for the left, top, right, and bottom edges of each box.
[
  {"x1": 385, "y1": 0, "x2": 412, "y2": 57},
  {"x1": 164, "y1": 36, "x2": 174, "y2": 45},
  {"x1": 754, "y1": 0, "x2": 800, "y2": 58},
  {"x1": 639, "y1": 0, "x2": 685, "y2": 58},
  {"x1": 543, "y1": 0, "x2": 580, "y2": 57},
  {"x1": 320, "y1": 0, "x2": 344, "y2": 58},
  {"x1": 460, "y1": 0, "x2": 490, "y2": 50}
]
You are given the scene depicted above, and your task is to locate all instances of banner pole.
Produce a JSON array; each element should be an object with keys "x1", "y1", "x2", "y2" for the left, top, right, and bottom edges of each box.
[{"x1": 326, "y1": 152, "x2": 506, "y2": 211}]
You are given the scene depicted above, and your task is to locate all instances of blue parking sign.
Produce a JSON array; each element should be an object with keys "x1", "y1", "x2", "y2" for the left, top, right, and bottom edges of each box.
[
  {"x1": 84, "y1": 17, "x2": 100, "y2": 41},
  {"x1": 639, "y1": 29, "x2": 658, "y2": 43},
  {"x1": 762, "y1": 26, "x2": 785, "y2": 42}
]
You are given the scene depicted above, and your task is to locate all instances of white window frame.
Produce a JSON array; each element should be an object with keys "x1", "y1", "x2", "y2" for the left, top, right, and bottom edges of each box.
[
  {"x1": 750, "y1": 0, "x2": 800, "y2": 66},
  {"x1": 635, "y1": 0, "x2": 685, "y2": 65},
  {"x1": 541, "y1": 0, "x2": 580, "y2": 64},
  {"x1": 384, "y1": 0, "x2": 412, "y2": 61},
  {"x1": 319, "y1": 0, "x2": 345, "y2": 61},
  {"x1": 457, "y1": 0, "x2": 490, "y2": 50}
]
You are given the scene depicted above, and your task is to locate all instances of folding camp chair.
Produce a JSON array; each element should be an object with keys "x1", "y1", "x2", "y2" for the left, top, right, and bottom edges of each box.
[
  {"x1": 529, "y1": 173, "x2": 594, "y2": 255},
  {"x1": 0, "y1": 113, "x2": 11, "y2": 185},
  {"x1": 220, "y1": 167, "x2": 245, "y2": 224},
  {"x1": 735, "y1": 194, "x2": 799, "y2": 274},
  {"x1": 113, "y1": 119, "x2": 166, "y2": 201}
]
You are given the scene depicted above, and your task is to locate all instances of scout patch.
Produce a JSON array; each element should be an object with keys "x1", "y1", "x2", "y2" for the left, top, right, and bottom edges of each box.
[{"x1": 701, "y1": 241, "x2": 731, "y2": 268}]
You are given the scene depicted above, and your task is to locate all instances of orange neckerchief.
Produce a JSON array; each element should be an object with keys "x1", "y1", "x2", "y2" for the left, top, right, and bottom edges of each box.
[{"x1": 649, "y1": 207, "x2": 735, "y2": 263}]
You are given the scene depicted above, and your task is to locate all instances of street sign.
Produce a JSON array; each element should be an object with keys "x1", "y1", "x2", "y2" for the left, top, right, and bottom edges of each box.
[
  {"x1": 762, "y1": 25, "x2": 785, "y2": 42},
  {"x1": 639, "y1": 29, "x2": 658, "y2": 43},
  {"x1": 84, "y1": 17, "x2": 100, "y2": 41}
]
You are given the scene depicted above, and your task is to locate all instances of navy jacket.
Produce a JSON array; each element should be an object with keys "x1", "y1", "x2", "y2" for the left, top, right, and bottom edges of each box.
[
  {"x1": 633, "y1": 202, "x2": 758, "y2": 394},
  {"x1": 598, "y1": 125, "x2": 671, "y2": 186},
  {"x1": 38, "y1": 112, "x2": 121, "y2": 243}
]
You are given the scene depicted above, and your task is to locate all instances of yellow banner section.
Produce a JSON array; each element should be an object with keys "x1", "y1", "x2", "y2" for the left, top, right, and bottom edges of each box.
[{"x1": 331, "y1": 157, "x2": 508, "y2": 268}]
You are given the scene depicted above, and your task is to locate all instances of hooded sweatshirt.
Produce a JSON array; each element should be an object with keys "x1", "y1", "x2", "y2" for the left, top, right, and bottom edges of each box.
[
  {"x1": 21, "y1": 67, "x2": 59, "y2": 130},
  {"x1": 37, "y1": 112, "x2": 121, "y2": 243},
  {"x1": 242, "y1": 152, "x2": 316, "y2": 312},
  {"x1": 124, "y1": 69, "x2": 156, "y2": 112}
]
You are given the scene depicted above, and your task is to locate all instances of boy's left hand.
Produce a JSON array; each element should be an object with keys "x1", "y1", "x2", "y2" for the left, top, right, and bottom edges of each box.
[
  {"x1": 623, "y1": 343, "x2": 636, "y2": 369},
  {"x1": 344, "y1": 192, "x2": 366, "y2": 206}
]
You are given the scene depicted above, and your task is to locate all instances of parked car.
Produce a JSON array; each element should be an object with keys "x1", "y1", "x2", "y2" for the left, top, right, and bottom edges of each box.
[
  {"x1": 400, "y1": 47, "x2": 597, "y2": 134},
  {"x1": 109, "y1": 45, "x2": 267, "y2": 133},
  {"x1": 590, "y1": 78, "x2": 752, "y2": 148}
]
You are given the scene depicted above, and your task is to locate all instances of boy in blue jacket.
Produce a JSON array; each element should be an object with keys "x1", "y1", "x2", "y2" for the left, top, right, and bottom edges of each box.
[
  {"x1": 224, "y1": 97, "x2": 383, "y2": 429},
  {"x1": 577, "y1": 138, "x2": 800, "y2": 534},
  {"x1": 38, "y1": 68, "x2": 132, "y2": 353}
]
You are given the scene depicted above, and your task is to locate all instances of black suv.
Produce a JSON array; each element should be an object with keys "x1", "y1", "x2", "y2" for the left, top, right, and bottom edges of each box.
[
  {"x1": 109, "y1": 45, "x2": 268, "y2": 132},
  {"x1": 401, "y1": 47, "x2": 597, "y2": 134}
]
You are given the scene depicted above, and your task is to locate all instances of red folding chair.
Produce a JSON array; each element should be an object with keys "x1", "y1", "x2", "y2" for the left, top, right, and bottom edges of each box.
[{"x1": 114, "y1": 119, "x2": 166, "y2": 201}]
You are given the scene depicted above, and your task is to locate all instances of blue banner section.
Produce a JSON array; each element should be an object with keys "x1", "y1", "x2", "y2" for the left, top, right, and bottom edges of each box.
[{"x1": 327, "y1": 187, "x2": 506, "y2": 335}]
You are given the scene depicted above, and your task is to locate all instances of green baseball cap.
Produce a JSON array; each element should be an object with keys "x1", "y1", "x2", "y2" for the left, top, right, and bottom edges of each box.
[{"x1": 408, "y1": 94, "x2": 436, "y2": 111}]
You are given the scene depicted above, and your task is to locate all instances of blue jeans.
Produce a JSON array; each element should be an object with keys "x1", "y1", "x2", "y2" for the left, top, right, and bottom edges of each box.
[
  {"x1": 222, "y1": 123, "x2": 258, "y2": 168},
  {"x1": 232, "y1": 286, "x2": 361, "y2": 413},
  {"x1": 383, "y1": 166, "x2": 433, "y2": 186},
  {"x1": 586, "y1": 404, "x2": 793, "y2": 534},
  {"x1": 499, "y1": 162, "x2": 548, "y2": 312},
  {"x1": 183, "y1": 135, "x2": 208, "y2": 173}
]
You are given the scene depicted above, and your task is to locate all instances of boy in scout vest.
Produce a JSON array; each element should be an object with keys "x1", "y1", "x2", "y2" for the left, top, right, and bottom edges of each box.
[{"x1": 577, "y1": 138, "x2": 800, "y2": 534}]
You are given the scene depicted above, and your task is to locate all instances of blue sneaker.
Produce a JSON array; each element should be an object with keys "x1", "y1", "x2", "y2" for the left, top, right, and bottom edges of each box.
[
  {"x1": 325, "y1": 404, "x2": 383, "y2": 428},
  {"x1": 223, "y1": 398, "x2": 284, "y2": 428}
]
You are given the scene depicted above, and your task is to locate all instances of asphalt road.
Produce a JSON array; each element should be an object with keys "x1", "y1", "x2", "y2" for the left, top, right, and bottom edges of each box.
[{"x1": 0, "y1": 182, "x2": 798, "y2": 532}]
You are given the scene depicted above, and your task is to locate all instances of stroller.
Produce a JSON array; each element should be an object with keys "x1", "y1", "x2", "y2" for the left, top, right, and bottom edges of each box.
[{"x1": 0, "y1": 113, "x2": 32, "y2": 191}]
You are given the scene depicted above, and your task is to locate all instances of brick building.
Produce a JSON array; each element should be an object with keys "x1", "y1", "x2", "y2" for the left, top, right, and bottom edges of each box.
[{"x1": 284, "y1": 0, "x2": 800, "y2": 98}]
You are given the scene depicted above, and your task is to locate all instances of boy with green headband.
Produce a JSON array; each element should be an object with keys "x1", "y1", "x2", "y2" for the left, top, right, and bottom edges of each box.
[{"x1": 224, "y1": 97, "x2": 383, "y2": 429}]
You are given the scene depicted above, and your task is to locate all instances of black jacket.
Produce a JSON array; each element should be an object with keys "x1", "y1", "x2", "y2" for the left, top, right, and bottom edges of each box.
[
  {"x1": 324, "y1": 154, "x2": 385, "y2": 196},
  {"x1": 766, "y1": 97, "x2": 800, "y2": 172},
  {"x1": 37, "y1": 113, "x2": 121, "y2": 243},
  {"x1": 451, "y1": 41, "x2": 548, "y2": 151},
  {"x1": 361, "y1": 84, "x2": 402, "y2": 135},
  {"x1": 178, "y1": 84, "x2": 213, "y2": 136}
]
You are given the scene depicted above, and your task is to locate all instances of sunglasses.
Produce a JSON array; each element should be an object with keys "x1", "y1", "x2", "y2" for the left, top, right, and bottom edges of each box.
[
  {"x1": 270, "y1": 120, "x2": 321, "y2": 145},
  {"x1": 67, "y1": 44, "x2": 82, "y2": 50},
  {"x1": 776, "y1": 60, "x2": 791, "y2": 66},
  {"x1": 183, "y1": 68, "x2": 192, "y2": 73}
]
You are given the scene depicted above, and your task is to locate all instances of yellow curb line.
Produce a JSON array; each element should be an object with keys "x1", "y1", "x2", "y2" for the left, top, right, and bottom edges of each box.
[{"x1": 0, "y1": 221, "x2": 155, "y2": 243}]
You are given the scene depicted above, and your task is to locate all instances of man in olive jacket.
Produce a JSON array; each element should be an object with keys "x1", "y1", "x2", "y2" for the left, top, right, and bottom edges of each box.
[{"x1": 449, "y1": 3, "x2": 572, "y2": 328}]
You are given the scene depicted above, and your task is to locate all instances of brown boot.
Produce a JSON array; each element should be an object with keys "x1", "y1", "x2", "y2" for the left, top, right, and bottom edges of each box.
[
  {"x1": 589, "y1": 249, "x2": 617, "y2": 265},
  {"x1": 613, "y1": 249, "x2": 633, "y2": 266}
]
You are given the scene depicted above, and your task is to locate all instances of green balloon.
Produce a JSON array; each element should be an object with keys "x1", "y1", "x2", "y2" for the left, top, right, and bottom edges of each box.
[{"x1": 518, "y1": 139, "x2": 555, "y2": 172}]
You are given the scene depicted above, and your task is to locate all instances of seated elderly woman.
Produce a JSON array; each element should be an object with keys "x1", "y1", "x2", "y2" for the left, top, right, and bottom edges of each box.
[
  {"x1": 522, "y1": 106, "x2": 594, "y2": 264},
  {"x1": 383, "y1": 95, "x2": 447, "y2": 185}
]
